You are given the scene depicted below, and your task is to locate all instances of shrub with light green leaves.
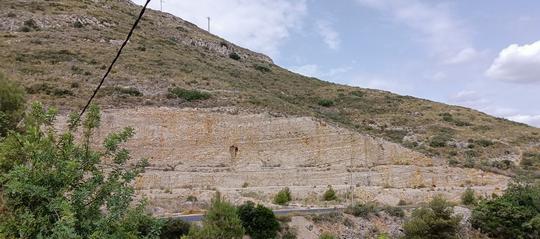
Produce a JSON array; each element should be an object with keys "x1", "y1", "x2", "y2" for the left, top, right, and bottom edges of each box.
[
  {"x1": 0, "y1": 103, "x2": 161, "y2": 238},
  {"x1": 471, "y1": 182, "x2": 540, "y2": 239},
  {"x1": 403, "y1": 196, "x2": 461, "y2": 239}
]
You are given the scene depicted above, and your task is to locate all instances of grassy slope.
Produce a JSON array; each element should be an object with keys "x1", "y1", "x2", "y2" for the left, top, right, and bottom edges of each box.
[{"x1": 1, "y1": 0, "x2": 539, "y2": 174}]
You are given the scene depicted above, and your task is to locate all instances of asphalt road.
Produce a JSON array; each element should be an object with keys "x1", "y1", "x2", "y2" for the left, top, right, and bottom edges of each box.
[{"x1": 167, "y1": 207, "x2": 343, "y2": 222}]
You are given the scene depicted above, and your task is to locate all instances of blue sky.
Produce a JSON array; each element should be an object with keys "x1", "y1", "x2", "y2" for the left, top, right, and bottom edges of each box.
[{"x1": 134, "y1": 0, "x2": 540, "y2": 127}]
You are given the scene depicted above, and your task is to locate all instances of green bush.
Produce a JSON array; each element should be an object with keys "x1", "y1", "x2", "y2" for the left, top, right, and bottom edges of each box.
[
  {"x1": 254, "y1": 64, "x2": 271, "y2": 73},
  {"x1": 0, "y1": 73, "x2": 25, "y2": 137},
  {"x1": 345, "y1": 202, "x2": 378, "y2": 218},
  {"x1": 0, "y1": 103, "x2": 161, "y2": 238},
  {"x1": 160, "y1": 218, "x2": 190, "y2": 239},
  {"x1": 186, "y1": 193, "x2": 244, "y2": 239},
  {"x1": 382, "y1": 205, "x2": 405, "y2": 218},
  {"x1": 229, "y1": 52, "x2": 241, "y2": 60},
  {"x1": 322, "y1": 186, "x2": 338, "y2": 201},
  {"x1": 238, "y1": 201, "x2": 280, "y2": 239},
  {"x1": 274, "y1": 187, "x2": 292, "y2": 205},
  {"x1": 319, "y1": 232, "x2": 336, "y2": 239},
  {"x1": 318, "y1": 99, "x2": 335, "y2": 107},
  {"x1": 403, "y1": 196, "x2": 461, "y2": 239},
  {"x1": 280, "y1": 225, "x2": 297, "y2": 239},
  {"x1": 429, "y1": 134, "x2": 451, "y2": 147},
  {"x1": 114, "y1": 86, "x2": 143, "y2": 96},
  {"x1": 461, "y1": 188, "x2": 477, "y2": 206},
  {"x1": 471, "y1": 182, "x2": 540, "y2": 239},
  {"x1": 168, "y1": 87, "x2": 210, "y2": 101}
]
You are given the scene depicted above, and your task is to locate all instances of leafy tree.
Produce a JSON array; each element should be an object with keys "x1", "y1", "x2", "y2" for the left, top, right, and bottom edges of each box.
[
  {"x1": 186, "y1": 193, "x2": 244, "y2": 239},
  {"x1": 461, "y1": 188, "x2": 477, "y2": 206},
  {"x1": 160, "y1": 218, "x2": 190, "y2": 239},
  {"x1": 0, "y1": 103, "x2": 161, "y2": 238},
  {"x1": 322, "y1": 186, "x2": 338, "y2": 201},
  {"x1": 238, "y1": 201, "x2": 280, "y2": 239},
  {"x1": 274, "y1": 187, "x2": 292, "y2": 205},
  {"x1": 403, "y1": 196, "x2": 461, "y2": 239},
  {"x1": 0, "y1": 73, "x2": 25, "y2": 137},
  {"x1": 471, "y1": 182, "x2": 540, "y2": 239}
]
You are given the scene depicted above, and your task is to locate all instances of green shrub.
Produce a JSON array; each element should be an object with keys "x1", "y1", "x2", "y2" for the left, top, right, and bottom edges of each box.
[
  {"x1": 254, "y1": 64, "x2": 271, "y2": 73},
  {"x1": 73, "y1": 20, "x2": 84, "y2": 28},
  {"x1": 168, "y1": 87, "x2": 210, "y2": 101},
  {"x1": 280, "y1": 225, "x2": 297, "y2": 239},
  {"x1": 461, "y1": 188, "x2": 477, "y2": 206},
  {"x1": 186, "y1": 193, "x2": 244, "y2": 239},
  {"x1": 0, "y1": 73, "x2": 25, "y2": 137},
  {"x1": 429, "y1": 134, "x2": 451, "y2": 147},
  {"x1": 350, "y1": 90, "x2": 365, "y2": 97},
  {"x1": 229, "y1": 52, "x2": 241, "y2": 60},
  {"x1": 383, "y1": 205, "x2": 405, "y2": 218},
  {"x1": 345, "y1": 202, "x2": 378, "y2": 218},
  {"x1": 114, "y1": 86, "x2": 143, "y2": 96},
  {"x1": 318, "y1": 99, "x2": 335, "y2": 107},
  {"x1": 19, "y1": 19, "x2": 40, "y2": 32},
  {"x1": 160, "y1": 218, "x2": 190, "y2": 239},
  {"x1": 322, "y1": 186, "x2": 338, "y2": 201},
  {"x1": 471, "y1": 182, "x2": 540, "y2": 239},
  {"x1": 274, "y1": 187, "x2": 292, "y2": 205},
  {"x1": 238, "y1": 201, "x2": 280, "y2": 239},
  {"x1": 475, "y1": 139, "x2": 494, "y2": 147},
  {"x1": 0, "y1": 103, "x2": 161, "y2": 238},
  {"x1": 403, "y1": 196, "x2": 461, "y2": 239},
  {"x1": 319, "y1": 232, "x2": 336, "y2": 239}
]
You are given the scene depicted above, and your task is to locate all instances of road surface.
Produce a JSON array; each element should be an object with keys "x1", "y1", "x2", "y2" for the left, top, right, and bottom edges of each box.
[{"x1": 165, "y1": 207, "x2": 343, "y2": 222}]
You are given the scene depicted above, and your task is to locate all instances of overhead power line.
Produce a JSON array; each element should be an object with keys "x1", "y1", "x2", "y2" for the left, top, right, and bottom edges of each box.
[{"x1": 77, "y1": 0, "x2": 151, "y2": 121}]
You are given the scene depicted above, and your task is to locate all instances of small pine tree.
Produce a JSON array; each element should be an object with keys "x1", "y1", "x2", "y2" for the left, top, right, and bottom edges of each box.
[
  {"x1": 461, "y1": 188, "x2": 477, "y2": 206},
  {"x1": 323, "y1": 186, "x2": 338, "y2": 201},
  {"x1": 274, "y1": 187, "x2": 292, "y2": 205}
]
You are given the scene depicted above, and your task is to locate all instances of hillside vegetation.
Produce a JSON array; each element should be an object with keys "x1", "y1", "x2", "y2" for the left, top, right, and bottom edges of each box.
[{"x1": 1, "y1": 0, "x2": 539, "y2": 175}]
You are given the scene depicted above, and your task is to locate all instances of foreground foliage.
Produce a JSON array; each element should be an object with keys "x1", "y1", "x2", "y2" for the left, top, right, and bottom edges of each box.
[
  {"x1": 403, "y1": 196, "x2": 461, "y2": 239},
  {"x1": 0, "y1": 103, "x2": 161, "y2": 238},
  {"x1": 471, "y1": 181, "x2": 540, "y2": 239},
  {"x1": 238, "y1": 201, "x2": 280, "y2": 239}
]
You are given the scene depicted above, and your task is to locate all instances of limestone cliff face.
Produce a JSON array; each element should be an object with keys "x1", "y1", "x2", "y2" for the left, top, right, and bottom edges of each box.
[{"x1": 66, "y1": 107, "x2": 508, "y2": 214}]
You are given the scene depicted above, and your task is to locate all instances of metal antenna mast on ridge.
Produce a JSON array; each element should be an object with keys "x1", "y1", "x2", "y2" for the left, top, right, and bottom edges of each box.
[{"x1": 207, "y1": 17, "x2": 210, "y2": 32}]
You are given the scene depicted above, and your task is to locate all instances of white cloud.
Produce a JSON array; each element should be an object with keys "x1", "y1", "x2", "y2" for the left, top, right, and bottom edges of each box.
[
  {"x1": 133, "y1": 0, "x2": 307, "y2": 58},
  {"x1": 486, "y1": 40, "x2": 540, "y2": 83},
  {"x1": 290, "y1": 64, "x2": 350, "y2": 79},
  {"x1": 347, "y1": 74, "x2": 412, "y2": 94},
  {"x1": 316, "y1": 20, "x2": 340, "y2": 50},
  {"x1": 354, "y1": 0, "x2": 478, "y2": 64},
  {"x1": 507, "y1": 115, "x2": 540, "y2": 127},
  {"x1": 449, "y1": 90, "x2": 488, "y2": 107}
]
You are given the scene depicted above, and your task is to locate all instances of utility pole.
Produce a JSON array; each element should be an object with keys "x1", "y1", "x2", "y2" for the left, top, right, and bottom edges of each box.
[
  {"x1": 207, "y1": 17, "x2": 211, "y2": 32},
  {"x1": 160, "y1": 0, "x2": 163, "y2": 11}
]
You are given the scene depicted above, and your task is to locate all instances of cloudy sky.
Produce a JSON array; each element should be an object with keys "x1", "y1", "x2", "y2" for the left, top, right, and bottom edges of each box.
[{"x1": 134, "y1": 0, "x2": 540, "y2": 127}]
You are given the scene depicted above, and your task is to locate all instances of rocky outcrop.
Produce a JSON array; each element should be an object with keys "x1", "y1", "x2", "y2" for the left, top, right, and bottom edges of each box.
[{"x1": 58, "y1": 107, "x2": 508, "y2": 214}]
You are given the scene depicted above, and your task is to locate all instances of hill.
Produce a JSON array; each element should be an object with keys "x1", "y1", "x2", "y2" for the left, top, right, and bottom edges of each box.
[{"x1": 1, "y1": 0, "x2": 539, "y2": 176}]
